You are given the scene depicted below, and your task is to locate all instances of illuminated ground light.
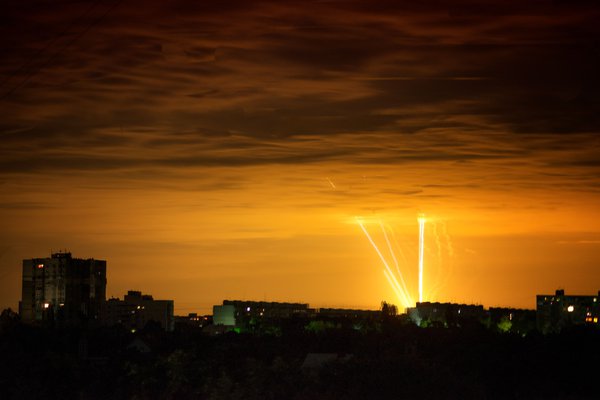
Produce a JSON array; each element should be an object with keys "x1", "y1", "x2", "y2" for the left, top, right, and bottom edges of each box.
[
  {"x1": 357, "y1": 218, "x2": 412, "y2": 308},
  {"x1": 357, "y1": 213, "x2": 445, "y2": 309}
]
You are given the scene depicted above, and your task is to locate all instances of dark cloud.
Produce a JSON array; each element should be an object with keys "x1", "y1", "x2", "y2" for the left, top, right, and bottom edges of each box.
[{"x1": 0, "y1": 0, "x2": 599, "y2": 177}]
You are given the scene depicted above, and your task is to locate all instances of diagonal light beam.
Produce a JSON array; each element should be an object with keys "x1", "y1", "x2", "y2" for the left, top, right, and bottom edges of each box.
[
  {"x1": 357, "y1": 218, "x2": 411, "y2": 308},
  {"x1": 380, "y1": 221, "x2": 414, "y2": 305}
]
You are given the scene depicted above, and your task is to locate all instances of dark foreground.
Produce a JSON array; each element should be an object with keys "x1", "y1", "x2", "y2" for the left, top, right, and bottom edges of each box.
[{"x1": 1, "y1": 318, "x2": 598, "y2": 400}]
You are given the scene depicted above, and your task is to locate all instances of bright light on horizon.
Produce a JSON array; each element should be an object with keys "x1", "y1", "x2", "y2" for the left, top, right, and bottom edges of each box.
[{"x1": 356, "y1": 217, "x2": 413, "y2": 308}]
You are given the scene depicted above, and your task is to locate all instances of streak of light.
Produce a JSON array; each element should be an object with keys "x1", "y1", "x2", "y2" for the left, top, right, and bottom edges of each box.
[
  {"x1": 418, "y1": 214, "x2": 426, "y2": 303},
  {"x1": 388, "y1": 225, "x2": 412, "y2": 269},
  {"x1": 442, "y1": 221, "x2": 454, "y2": 257},
  {"x1": 380, "y1": 221, "x2": 414, "y2": 305},
  {"x1": 433, "y1": 222, "x2": 442, "y2": 260},
  {"x1": 326, "y1": 177, "x2": 336, "y2": 190},
  {"x1": 357, "y1": 218, "x2": 411, "y2": 308},
  {"x1": 431, "y1": 220, "x2": 455, "y2": 301},
  {"x1": 383, "y1": 269, "x2": 407, "y2": 310}
]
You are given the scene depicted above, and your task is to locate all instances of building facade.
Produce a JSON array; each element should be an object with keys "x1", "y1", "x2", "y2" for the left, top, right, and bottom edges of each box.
[
  {"x1": 407, "y1": 302, "x2": 486, "y2": 327},
  {"x1": 536, "y1": 289, "x2": 600, "y2": 333},
  {"x1": 317, "y1": 308, "x2": 381, "y2": 319},
  {"x1": 102, "y1": 290, "x2": 174, "y2": 331},
  {"x1": 20, "y1": 252, "x2": 106, "y2": 326},
  {"x1": 213, "y1": 300, "x2": 312, "y2": 328}
]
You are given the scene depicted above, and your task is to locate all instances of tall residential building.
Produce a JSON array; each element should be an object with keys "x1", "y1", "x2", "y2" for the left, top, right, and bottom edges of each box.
[
  {"x1": 536, "y1": 289, "x2": 600, "y2": 333},
  {"x1": 20, "y1": 252, "x2": 106, "y2": 326}
]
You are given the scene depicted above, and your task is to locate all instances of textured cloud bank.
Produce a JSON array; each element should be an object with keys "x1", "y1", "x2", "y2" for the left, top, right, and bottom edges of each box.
[{"x1": 2, "y1": 1, "x2": 599, "y2": 166}]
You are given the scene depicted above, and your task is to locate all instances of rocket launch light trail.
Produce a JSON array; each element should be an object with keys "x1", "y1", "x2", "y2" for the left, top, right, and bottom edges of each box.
[
  {"x1": 357, "y1": 218, "x2": 412, "y2": 308},
  {"x1": 383, "y1": 269, "x2": 406, "y2": 306},
  {"x1": 418, "y1": 214, "x2": 426, "y2": 303},
  {"x1": 380, "y1": 221, "x2": 413, "y2": 305},
  {"x1": 357, "y1": 214, "x2": 435, "y2": 309}
]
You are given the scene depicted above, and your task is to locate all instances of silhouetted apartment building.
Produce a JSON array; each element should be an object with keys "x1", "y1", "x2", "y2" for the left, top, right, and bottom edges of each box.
[
  {"x1": 407, "y1": 302, "x2": 485, "y2": 327},
  {"x1": 213, "y1": 300, "x2": 312, "y2": 327},
  {"x1": 536, "y1": 289, "x2": 600, "y2": 333},
  {"x1": 102, "y1": 290, "x2": 174, "y2": 331},
  {"x1": 317, "y1": 308, "x2": 381, "y2": 319},
  {"x1": 20, "y1": 252, "x2": 106, "y2": 326},
  {"x1": 174, "y1": 313, "x2": 212, "y2": 332}
]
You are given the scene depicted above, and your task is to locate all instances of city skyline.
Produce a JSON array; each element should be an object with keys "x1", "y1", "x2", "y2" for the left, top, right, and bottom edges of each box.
[{"x1": 1, "y1": 1, "x2": 600, "y2": 314}]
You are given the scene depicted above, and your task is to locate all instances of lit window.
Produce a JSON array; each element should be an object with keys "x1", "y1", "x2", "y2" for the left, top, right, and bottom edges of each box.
[
  {"x1": 246, "y1": 307, "x2": 251, "y2": 312},
  {"x1": 43, "y1": 303, "x2": 50, "y2": 309},
  {"x1": 567, "y1": 305, "x2": 574, "y2": 313},
  {"x1": 595, "y1": 317, "x2": 598, "y2": 323},
  {"x1": 37, "y1": 264, "x2": 44, "y2": 269}
]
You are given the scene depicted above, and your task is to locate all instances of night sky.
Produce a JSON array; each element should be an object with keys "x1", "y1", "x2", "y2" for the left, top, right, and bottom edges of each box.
[{"x1": 1, "y1": 0, "x2": 599, "y2": 314}]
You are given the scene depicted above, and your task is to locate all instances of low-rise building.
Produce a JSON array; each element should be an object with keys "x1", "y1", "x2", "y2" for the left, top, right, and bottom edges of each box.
[
  {"x1": 102, "y1": 290, "x2": 174, "y2": 332},
  {"x1": 536, "y1": 289, "x2": 600, "y2": 333},
  {"x1": 213, "y1": 300, "x2": 312, "y2": 328},
  {"x1": 407, "y1": 302, "x2": 486, "y2": 327},
  {"x1": 174, "y1": 313, "x2": 211, "y2": 331}
]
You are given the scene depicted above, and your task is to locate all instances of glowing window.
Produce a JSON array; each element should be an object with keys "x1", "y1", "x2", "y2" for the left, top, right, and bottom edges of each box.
[
  {"x1": 246, "y1": 307, "x2": 251, "y2": 312},
  {"x1": 37, "y1": 264, "x2": 44, "y2": 269},
  {"x1": 567, "y1": 305, "x2": 574, "y2": 313},
  {"x1": 43, "y1": 303, "x2": 50, "y2": 309}
]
